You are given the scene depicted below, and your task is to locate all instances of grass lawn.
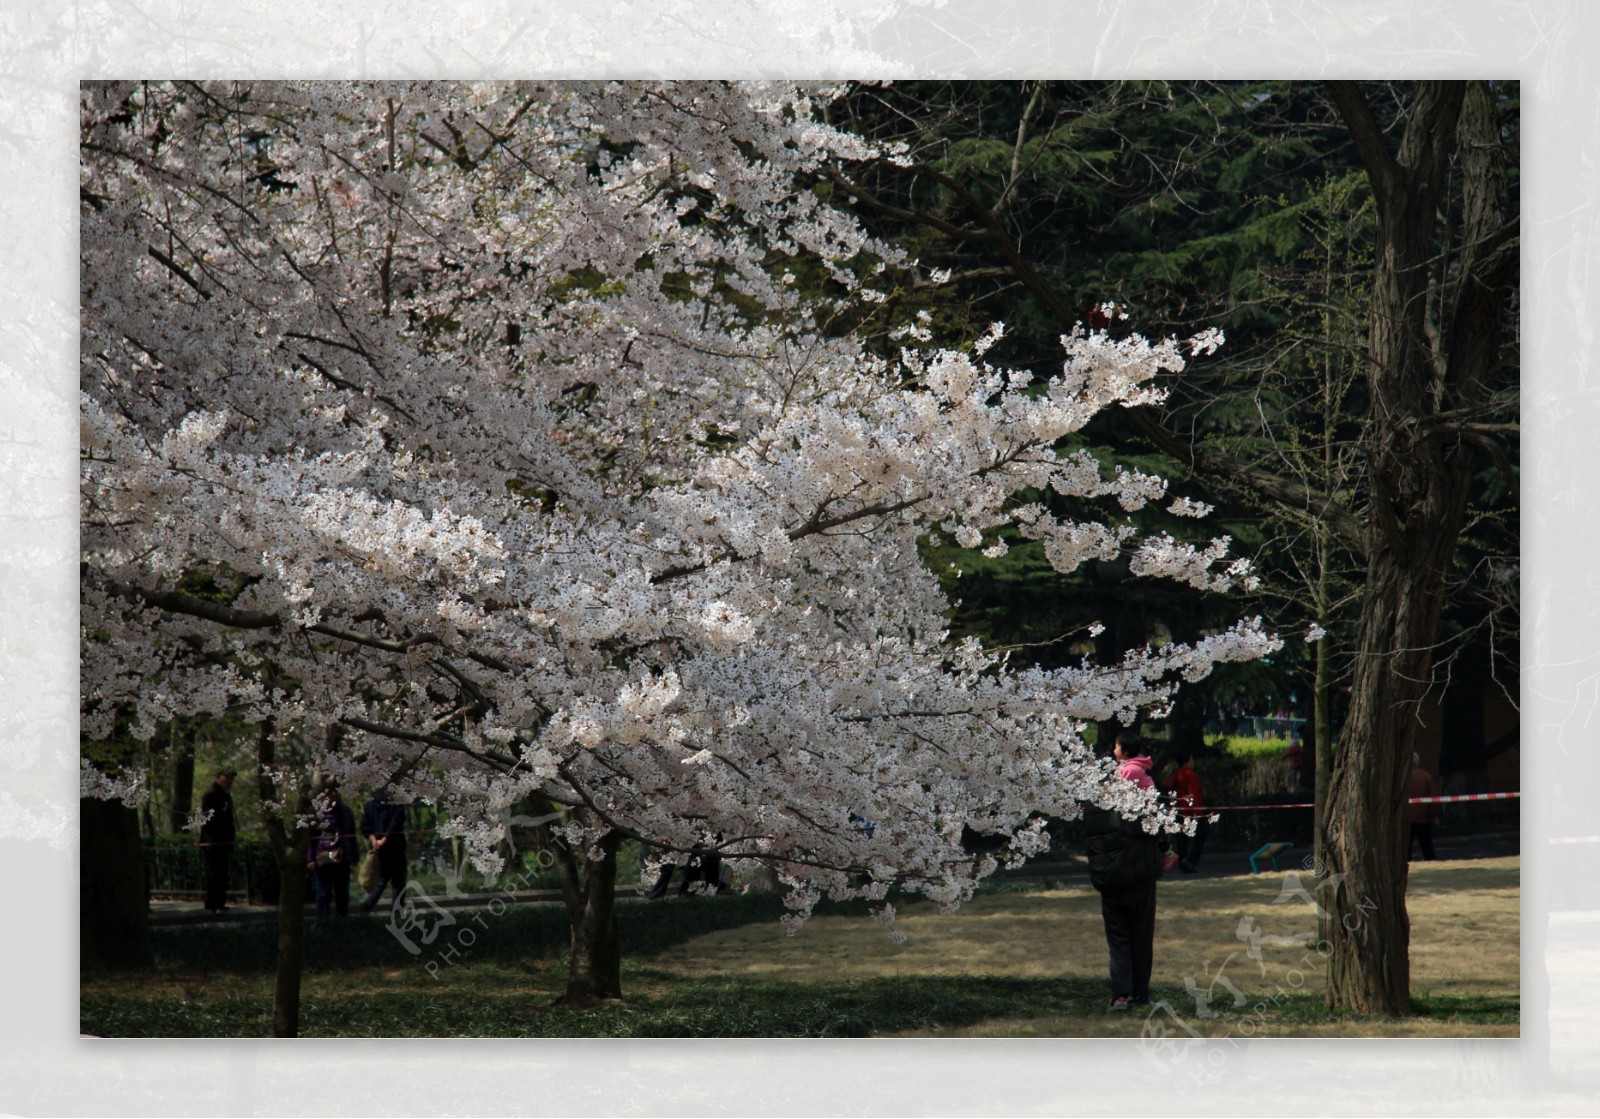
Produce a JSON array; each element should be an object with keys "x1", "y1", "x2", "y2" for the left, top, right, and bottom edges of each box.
[
  {"x1": 80, "y1": 856, "x2": 1517, "y2": 1038},
  {"x1": 1221, "y1": 735, "x2": 1295, "y2": 757}
]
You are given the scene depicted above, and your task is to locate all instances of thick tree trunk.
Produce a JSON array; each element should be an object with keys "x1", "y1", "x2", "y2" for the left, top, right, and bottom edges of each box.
[
  {"x1": 1311, "y1": 635, "x2": 1333, "y2": 862},
  {"x1": 1323, "y1": 547, "x2": 1460, "y2": 1012},
  {"x1": 1320, "y1": 80, "x2": 1513, "y2": 1014},
  {"x1": 79, "y1": 796, "x2": 153, "y2": 971},
  {"x1": 557, "y1": 829, "x2": 623, "y2": 1007}
]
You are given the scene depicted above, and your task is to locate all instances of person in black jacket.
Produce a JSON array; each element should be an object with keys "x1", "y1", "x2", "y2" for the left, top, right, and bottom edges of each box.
[
  {"x1": 359, "y1": 786, "x2": 408, "y2": 915},
  {"x1": 198, "y1": 769, "x2": 237, "y2": 914},
  {"x1": 1083, "y1": 801, "x2": 1164, "y2": 1011}
]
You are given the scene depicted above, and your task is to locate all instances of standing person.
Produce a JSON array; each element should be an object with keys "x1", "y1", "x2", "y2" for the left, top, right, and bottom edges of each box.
[
  {"x1": 359, "y1": 786, "x2": 409, "y2": 915},
  {"x1": 1114, "y1": 732, "x2": 1178, "y2": 872},
  {"x1": 1162, "y1": 750, "x2": 1208, "y2": 873},
  {"x1": 1112, "y1": 731, "x2": 1155, "y2": 788},
  {"x1": 306, "y1": 784, "x2": 359, "y2": 919},
  {"x1": 1406, "y1": 753, "x2": 1441, "y2": 861},
  {"x1": 1284, "y1": 736, "x2": 1305, "y2": 791},
  {"x1": 198, "y1": 769, "x2": 236, "y2": 914},
  {"x1": 1083, "y1": 799, "x2": 1165, "y2": 1012}
]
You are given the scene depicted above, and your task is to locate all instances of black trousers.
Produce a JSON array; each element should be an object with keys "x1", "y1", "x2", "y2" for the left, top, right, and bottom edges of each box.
[
  {"x1": 363, "y1": 842, "x2": 408, "y2": 910},
  {"x1": 315, "y1": 861, "x2": 351, "y2": 918},
  {"x1": 1409, "y1": 822, "x2": 1436, "y2": 861},
  {"x1": 1098, "y1": 879, "x2": 1158, "y2": 1001},
  {"x1": 645, "y1": 852, "x2": 724, "y2": 898},
  {"x1": 1174, "y1": 817, "x2": 1208, "y2": 870},
  {"x1": 202, "y1": 843, "x2": 231, "y2": 910}
]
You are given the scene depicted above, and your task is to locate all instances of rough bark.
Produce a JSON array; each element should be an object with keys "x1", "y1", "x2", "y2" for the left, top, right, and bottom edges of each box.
[
  {"x1": 255, "y1": 718, "x2": 311, "y2": 1038},
  {"x1": 1320, "y1": 80, "x2": 1515, "y2": 1014},
  {"x1": 562, "y1": 830, "x2": 624, "y2": 1006},
  {"x1": 538, "y1": 804, "x2": 624, "y2": 1007}
]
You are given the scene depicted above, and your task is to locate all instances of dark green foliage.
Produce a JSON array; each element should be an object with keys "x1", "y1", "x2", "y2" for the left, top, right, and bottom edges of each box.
[{"x1": 833, "y1": 81, "x2": 1517, "y2": 769}]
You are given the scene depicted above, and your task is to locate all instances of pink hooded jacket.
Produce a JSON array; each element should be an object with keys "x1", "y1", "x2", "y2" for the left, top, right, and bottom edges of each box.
[{"x1": 1117, "y1": 754, "x2": 1155, "y2": 789}]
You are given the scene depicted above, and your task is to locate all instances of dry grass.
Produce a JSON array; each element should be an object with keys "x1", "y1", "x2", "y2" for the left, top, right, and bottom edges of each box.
[
  {"x1": 83, "y1": 856, "x2": 1517, "y2": 1037},
  {"x1": 649, "y1": 855, "x2": 1519, "y2": 1037}
]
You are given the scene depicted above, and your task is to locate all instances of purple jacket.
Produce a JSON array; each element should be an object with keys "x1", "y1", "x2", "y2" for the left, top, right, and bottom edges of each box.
[{"x1": 307, "y1": 801, "x2": 359, "y2": 865}]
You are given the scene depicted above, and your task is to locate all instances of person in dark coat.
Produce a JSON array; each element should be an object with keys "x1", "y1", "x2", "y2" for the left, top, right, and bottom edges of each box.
[
  {"x1": 1083, "y1": 800, "x2": 1165, "y2": 1011},
  {"x1": 359, "y1": 786, "x2": 409, "y2": 914},
  {"x1": 306, "y1": 785, "x2": 359, "y2": 919},
  {"x1": 198, "y1": 769, "x2": 237, "y2": 914}
]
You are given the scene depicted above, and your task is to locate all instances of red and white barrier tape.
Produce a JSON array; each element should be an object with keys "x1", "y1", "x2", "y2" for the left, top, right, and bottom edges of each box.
[
  {"x1": 1412, "y1": 791, "x2": 1519, "y2": 804},
  {"x1": 1199, "y1": 791, "x2": 1519, "y2": 812}
]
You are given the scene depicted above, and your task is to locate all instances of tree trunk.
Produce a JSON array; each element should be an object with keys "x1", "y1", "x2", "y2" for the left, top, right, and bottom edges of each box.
[
  {"x1": 79, "y1": 796, "x2": 153, "y2": 970},
  {"x1": 1311, "y1": 633, "x2": 1333, "y2": 868},
  {"x1": 1320, "y1": 80, "x2": 1514, "y2": 1014},
  {"x1": 265, "y1": 827, "x2": 309, "y2": 1038},
  {"x1": 557, "y1": 829, "x2": 623, "y2": 1007},
  {"x1": 255, "y1": 716, "x2": 312, "y2": 1037},
  {"x1": 1322, "y1": 554, "x2": 1454, "y2": 1012},
  {"x1": 168, "y1": 723, "x2": 195, "y2": 835}
]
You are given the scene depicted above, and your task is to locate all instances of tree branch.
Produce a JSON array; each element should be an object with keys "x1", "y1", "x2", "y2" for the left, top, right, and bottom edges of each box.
[
  {"x1": 146, "y1": 245, "x2": 213, "y2": 301},
  {"x1": 1325, "y1": 82, "x2": 1401, "y2": 203}
]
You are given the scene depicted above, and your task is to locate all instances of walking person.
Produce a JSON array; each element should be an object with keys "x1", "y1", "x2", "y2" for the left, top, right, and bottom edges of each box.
[
  {"x1": 1406, "y1": 753, "x2": 1441, "y2": 861},
  {"x1": 359, "y1": 786, "x2": 409, "y2": 914},
  {"x1": 306, "y1": 784, "x2": 359, "y2": 919},
  {"x1": 1083, "y1": 796, "x2": 1165, "y2": 1012},
  {"x1": 1162, "y1": 749, "x2": 1208, "y2": 873},
  {"x1": 198, "y1": 769, "x2": 237, "y2": 914}
]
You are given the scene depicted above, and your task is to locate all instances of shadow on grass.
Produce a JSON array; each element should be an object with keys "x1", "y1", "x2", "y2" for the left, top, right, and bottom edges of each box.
[
  {"x1": 81, "y1": 971, "x2": 1115, "y2": 1038},
  {"x1": 141, "y1": 891, "x2": 900, "y2": 974},
  {"x1": 79, "y1": 968, "x2": 1519, "y2": 1038}
]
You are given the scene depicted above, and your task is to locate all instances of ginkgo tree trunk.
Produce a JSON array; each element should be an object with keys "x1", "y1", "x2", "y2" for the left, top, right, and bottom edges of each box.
[{"x1": 1318, "y1": 80, "x2": 1517, "y2": 1014}]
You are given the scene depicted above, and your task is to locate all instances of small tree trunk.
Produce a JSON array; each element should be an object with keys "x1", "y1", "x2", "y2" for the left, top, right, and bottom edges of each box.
[
  {"x1": 255, "y1": 716, "x2": 312, "y2": 1037},
  {"x1": 168, "y1": 723, "x2": 195, "y2": 835},
  {"x1": 265, "y1": 824, "x2": 309, "y2": 1038}
]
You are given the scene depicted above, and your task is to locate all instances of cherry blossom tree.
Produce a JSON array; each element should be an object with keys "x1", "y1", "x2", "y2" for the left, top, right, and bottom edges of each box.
[{"x1": 80, "y1": 80, "x2": 1276, "y2": 1024}]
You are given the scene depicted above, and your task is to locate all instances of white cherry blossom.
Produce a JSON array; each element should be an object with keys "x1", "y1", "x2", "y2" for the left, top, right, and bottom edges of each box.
[{"x1": 80, "y1": 80, "x2": 1277, "y2": 925}]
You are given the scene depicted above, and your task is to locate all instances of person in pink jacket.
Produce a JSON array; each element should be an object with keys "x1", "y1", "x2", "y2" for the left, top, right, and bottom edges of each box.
[
  {"x1": 1113, "y1": 732, "x2": 1156, "y2": 788},
  {"x1": 1113, "y1": 732, "x2": 1178, "y2": 873}
]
